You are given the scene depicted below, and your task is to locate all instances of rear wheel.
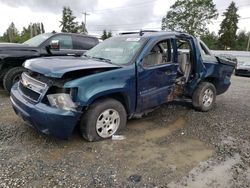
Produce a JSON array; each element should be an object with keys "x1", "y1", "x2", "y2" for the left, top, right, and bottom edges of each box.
[
  {"x1": 3, "y1": 67, "x2": 25, "y2": 93},
  {"x1": 192, "y1": 82, "x2": 216, "y2": 112},
  {"x1": 80, "y1": 98, "x2": 127, "y2": 142}
]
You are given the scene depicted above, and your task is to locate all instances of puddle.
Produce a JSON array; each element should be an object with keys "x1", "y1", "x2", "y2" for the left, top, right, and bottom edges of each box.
[
  {"x1": 166, "y1": 139, "x2": 214, "y2": 167},
  {"x1": 119, "y1": 117, "x2": 214, "y2": 175},
  {"x1": 168, "y1": 154, "x2": 242, "y2": 188},
  {"x1": 126, "y1": 139, "x2": 214, "y2": 168},
  {"x1": 143, "y1": 118, "x2": 186, "y2": 140}
]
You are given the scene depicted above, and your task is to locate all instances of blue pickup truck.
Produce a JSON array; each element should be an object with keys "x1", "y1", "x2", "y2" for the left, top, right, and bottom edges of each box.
[{"x1": 10, "y1": 31, "x2": 235, "y2": 141}]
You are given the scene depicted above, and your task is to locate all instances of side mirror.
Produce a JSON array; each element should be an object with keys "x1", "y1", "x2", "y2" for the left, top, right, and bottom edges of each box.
[{"x1": 50, "y1": 40, "x2": 60, "y2": 50}]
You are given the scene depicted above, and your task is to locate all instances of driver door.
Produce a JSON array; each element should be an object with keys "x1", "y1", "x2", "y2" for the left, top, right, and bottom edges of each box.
[{"x1": 137, "y1": 38, "x2": 178, "y2": 112}]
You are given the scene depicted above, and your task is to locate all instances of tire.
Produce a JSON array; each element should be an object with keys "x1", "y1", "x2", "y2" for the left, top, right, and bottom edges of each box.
[
  {"x1": 192, "y1": 82, "x2": 216, "y2": 112},
  {"x1": 0, "y1": 69, "x2": 8, "y2": 81},
  {"x1": 80, "y1": 98, "x2": 127, "y2": 142},
  {"x1": 3, "y1": 67, "x2": 26, "y2": 93}
]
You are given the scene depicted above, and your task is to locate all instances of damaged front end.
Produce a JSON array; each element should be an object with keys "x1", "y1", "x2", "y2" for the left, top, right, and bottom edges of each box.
[
  {"x1": 10, "y1": 62, "x2": 120, "y2": 139},
  {"x1": 9, "y1": 73, "x2": 89, "y2": 136},
  {"x1": 10, "y1": 71, "x2": 83, "y2": 138}
]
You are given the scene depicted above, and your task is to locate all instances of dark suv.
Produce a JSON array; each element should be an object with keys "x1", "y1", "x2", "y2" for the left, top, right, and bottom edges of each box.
[{"x1": 0, "y1": 32, "x2": 99, "y2": 92}]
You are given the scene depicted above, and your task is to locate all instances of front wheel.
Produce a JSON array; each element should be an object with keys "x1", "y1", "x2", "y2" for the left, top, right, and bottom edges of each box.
[
  {"x1": 3, "y1": 67, "x2": 26, "y2": 93},
  {"x1": 80, "y1": 98, "x2": 127, "y2": 142},
  {"x1": 192, "y1": 82, "x2": 216, "y2": 112}
]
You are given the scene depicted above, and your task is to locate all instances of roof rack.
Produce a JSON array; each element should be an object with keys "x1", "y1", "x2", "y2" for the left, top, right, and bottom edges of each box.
[{"x1": 119, "y1": 30, "x2": 159, "y2": 36}]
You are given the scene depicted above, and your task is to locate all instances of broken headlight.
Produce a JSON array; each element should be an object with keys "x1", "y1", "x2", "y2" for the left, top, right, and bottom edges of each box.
[{"x1": 47, "y1": 93, "x2": 77, "y2": 111}]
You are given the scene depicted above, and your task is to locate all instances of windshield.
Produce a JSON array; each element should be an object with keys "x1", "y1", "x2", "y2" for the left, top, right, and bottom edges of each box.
[
  {"x1": 84, "y1": 36, "x2": 146, "y2": 65},
  {"x1": 23, "y1": 33, "x2": 53, "y2": 47}
]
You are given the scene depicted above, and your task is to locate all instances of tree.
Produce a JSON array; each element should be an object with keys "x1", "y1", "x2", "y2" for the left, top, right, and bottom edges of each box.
[
  {"x1": 2, "y1": 22, "x2": 20, "y2": 43},
  {"x1": 235, "y1": 31, "x2": 249, "y2": 51},
  {"x1": 59, "y1": 7, "x2": 79, "y2": 33},
  {"x1": 41, "y1": 23, "x2": 45, "y2": 33},
  {"x1": 107, "y1": 31, "x2": 112, "y2": 38},
  {"x1": 19, "y1": 27, "x2": 31, "y2": 43},
  {"x1": 78, "y1": 22, "x2": 88, "y2": 34},
  {"x1": 101, "y1": 30, "x2": 108, "y2": 40},
  {"x1": 161, "y1": 0, "x2": 218, "y2": 36},
  {"x1": 200, "y1": 31, "x2": 219, "y2": 50},
  {"x1": 101, "y1": 30, "x2": 112, "y2": 40},
  {"x1": 18, "y1": 23, "x2": 45, "y2": 42},
  {"x1": 218, "y1": 1, "x2": 239, "y2": 50}
]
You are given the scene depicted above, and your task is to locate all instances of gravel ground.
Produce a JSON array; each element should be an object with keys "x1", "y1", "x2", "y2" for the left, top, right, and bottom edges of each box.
[{"x1": 0, "y1": 75, "x2": 249, "y2": 188}]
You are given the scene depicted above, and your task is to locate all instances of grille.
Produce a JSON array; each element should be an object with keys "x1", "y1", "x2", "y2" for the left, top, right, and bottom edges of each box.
[
  {"x1": 19, "y1": 73, "x2": 48, "y2": 102},
  {"x1": 19, "y1": 83, "x2": 41, "y2": 101}
]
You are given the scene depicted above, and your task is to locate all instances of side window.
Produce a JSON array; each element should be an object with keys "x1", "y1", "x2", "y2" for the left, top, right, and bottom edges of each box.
[
  {"x1": 142, "y1": 39, "x2": 172, "y2": 68},
  {"x1": 73, "y1": 36, "x2": 98, "y2": 50},
  {"x1": 51, "y1": 35, "x2": 73, "y2": 49}
]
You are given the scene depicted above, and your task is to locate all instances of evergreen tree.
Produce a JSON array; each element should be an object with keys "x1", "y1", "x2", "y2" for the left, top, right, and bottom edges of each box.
[
  {"x1": 235, "y1": 31, "x2": 249, "y2": 51},
  {"x1": 161, "y1": 0, "x2": 218, "y2": 36},
  {"x1": 27, "y1": 23, "x2": 45, "y2": 38},
  {"x1": 2, "y1": 22, "x2": 20, "y2": 43},
  {"x1": 200, "y1": 31, "x2": 218, "y2": 50},
  {"x1": 19, "y1": 26, "x2": 31, "y2": 43},
  {"x1": 101, "y1": 30, "x2": 108, "y2": 40},
  {"x1": 218, "y1": 1, "x2": 239, "y2": 50},
  {"x1": 59, "y1": 7, "x2": 79, "y2": 33},
  {"x1": 107, "y1": 31, "x2": 112, "y2": 38},
  {"x1": 41, "y1": 23, "x2": 45, "y2": 33},
  {"x1": 78, "y1": 22, "x2": 88, "y2": 34}
]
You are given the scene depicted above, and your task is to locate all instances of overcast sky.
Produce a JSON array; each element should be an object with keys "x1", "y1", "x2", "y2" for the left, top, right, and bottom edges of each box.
[{"x1": 0, "y1": 0, "x2": 249, "y2": 36}]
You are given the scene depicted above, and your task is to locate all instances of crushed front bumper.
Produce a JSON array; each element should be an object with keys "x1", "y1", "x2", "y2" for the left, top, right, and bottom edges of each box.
[{"x1": 10, "y1": 83, "x2": 82, "y2": 139}]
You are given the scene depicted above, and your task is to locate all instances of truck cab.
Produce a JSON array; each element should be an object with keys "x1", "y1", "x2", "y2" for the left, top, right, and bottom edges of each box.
[{"x1": 10, "y1": 31, "x2": 236, "y2": 141}]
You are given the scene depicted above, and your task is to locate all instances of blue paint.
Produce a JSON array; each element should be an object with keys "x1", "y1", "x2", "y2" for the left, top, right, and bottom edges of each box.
[{"x1": 10, "y1": 31, "x2": 236, "y2": 139}]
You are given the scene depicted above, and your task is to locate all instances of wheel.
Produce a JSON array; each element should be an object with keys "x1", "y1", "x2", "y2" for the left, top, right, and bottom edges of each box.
[
  {"x1": 192, "y1": 82, "x2": 216, "y2": 112},
  {"x1": 80, "y1": 98, "x2": 127, "y2": 142},
  {"x1": 3, "y1": 67, "x2": 26, "y2": 93}
]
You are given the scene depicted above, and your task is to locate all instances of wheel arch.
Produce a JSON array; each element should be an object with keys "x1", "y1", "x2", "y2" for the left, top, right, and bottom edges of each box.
[
  {"x1": 86, "y1": 92, "x2": 131, "y2": 116},
  {"x1": 203, "y1": 77, "x2": 219, "y2": 92}
]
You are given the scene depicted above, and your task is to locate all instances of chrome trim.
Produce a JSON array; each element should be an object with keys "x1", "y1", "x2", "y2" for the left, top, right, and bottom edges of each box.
[{"x1": 19, "y1": 73, "x2": 49, "y2": 102}]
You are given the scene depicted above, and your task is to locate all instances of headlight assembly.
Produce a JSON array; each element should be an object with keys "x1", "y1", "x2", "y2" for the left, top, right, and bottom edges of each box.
[{"x1": 47, "y1": 93, "x2": 77, "y2": 111}]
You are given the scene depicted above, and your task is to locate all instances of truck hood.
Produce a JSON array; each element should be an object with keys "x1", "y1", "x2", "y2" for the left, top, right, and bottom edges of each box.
[
  {"x1": 24, "y1": 56, "x2": 121, "y2": 78},
  {"x1": 0, "y1": 43, "x2": 39, "y2": 59},
  {"x1": 0, "y1": 43, "x2": 35, "y2": 50}
]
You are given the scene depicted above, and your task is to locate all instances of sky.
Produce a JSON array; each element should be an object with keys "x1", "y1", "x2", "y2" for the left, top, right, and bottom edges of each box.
[{"x1": 0, "y1": 0, "x2": 249, "y2": 36}]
